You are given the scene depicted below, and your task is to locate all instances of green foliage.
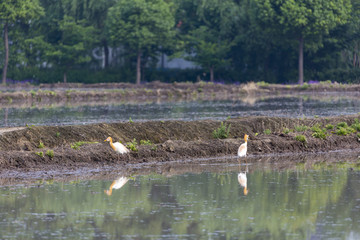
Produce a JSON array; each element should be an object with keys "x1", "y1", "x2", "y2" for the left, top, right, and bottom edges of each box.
[
  {"x1": 126, "y1": 139, "x2": 138, "y2": 152},
  {"x1": 311, "y1": 124, "x2": 327, "y2": 139},
  {"x1": 212, "y1": 122, "x2": 231, "y2": 139},
  {"x1": 38, "y1": 141, "x2": 44, "y2": 148},
  {"x1": 337, "y1": 122, "x2": 349, "y2": 129},
  {"x1": 129, "y1": 117, "x2": 133, "y2": 123},
  {"x1": 46, "y1": 150, "x2": 54, "y2": 158},
  {"x1": 295, "y1": 125, "x2": 309, "y2": 132},
  {"x1": 257, "y1": 81, "x2": 270, "y2": 87},
  {"x1": 325, "y1": 124, "x2": 334, "y2": 130},
  {"x1": 35, "y1": 151, "x2": 43, "y2": 157},
  {"x1": 295, "y1": 135, "x2": 307, "y2": 144},
  {"x1": 351, "y1": 119, "x2": 360, "y2": 131},
  {"x1": 71, "y1": 141, "x2": 98, "y2": 150},
  {"x1": 264, "y1": 129, "x2": 271, "y2": 135},
  {"x1": 283, "y1": 128, "x2": 292, "y2": 134},
  {"x1": 357, "y1": 133, "x2": 360, "y2": 138},
  {"x1": 56, "y1": 132, "x2": 60, "y2": 137},
  {"x1": 140, "y1": 140, "x2": 152, "y2": 145}
]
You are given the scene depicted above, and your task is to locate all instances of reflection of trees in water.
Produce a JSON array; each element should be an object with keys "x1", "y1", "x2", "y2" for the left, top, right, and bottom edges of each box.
[{"x1": 0, "y1": 168, "x2": 358, "y2": 238}]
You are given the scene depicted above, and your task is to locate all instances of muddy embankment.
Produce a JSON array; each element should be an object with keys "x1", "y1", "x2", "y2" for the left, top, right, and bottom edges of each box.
[{"x1": 0, "y1": 115, "x2": 359, "y2": 172}]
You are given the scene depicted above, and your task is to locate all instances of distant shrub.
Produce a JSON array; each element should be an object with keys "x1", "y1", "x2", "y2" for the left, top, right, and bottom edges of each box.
[{"x1": 212, "y1": 122, "x2": 231, "y2": 139}]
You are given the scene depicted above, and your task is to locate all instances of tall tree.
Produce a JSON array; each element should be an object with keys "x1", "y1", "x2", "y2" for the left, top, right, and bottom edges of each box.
[
  {"x1": 0, "y1": 0, "x2": 43, "y2": 84},
  {"x1": 176, "y1": 0, "x2": 240, "y2": 82},
  {"x1": 44, "y1": 15, "x2": 95, "y2": 83},
  {"x1": 106, "y1": 0, "x2": 176, "y2": 84},
  {"x1": 255, "y1": 0, "x2": 352, "y2": 84}
]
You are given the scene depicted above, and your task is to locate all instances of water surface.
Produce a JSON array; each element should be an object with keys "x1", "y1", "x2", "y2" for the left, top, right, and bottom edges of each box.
[
  {"x1": 1, "y1": 160, "x2": 359, "y2": 239},
  {"x1": 1, "y1": 95, "x2": 359, "y2": 127}
]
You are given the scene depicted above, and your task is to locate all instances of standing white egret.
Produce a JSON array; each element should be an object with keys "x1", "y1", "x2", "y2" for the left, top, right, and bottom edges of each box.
[{"x1": 104, "y1": 137, "x2": 129, "y2": 154}]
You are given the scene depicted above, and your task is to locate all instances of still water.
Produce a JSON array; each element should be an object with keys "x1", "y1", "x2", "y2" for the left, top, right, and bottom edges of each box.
[
  {"x1": 1, "y1": 161, "x2": 359, "y2": 239},
  {"x1": 1, "y1": 95, "x2": 360, "y2": 127}
]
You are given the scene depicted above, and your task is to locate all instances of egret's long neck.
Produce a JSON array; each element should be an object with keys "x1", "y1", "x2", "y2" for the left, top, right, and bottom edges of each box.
[
  {"x1": 109, "y1": 139, "x2": 116, "y2": 151},
  {"x1": 106, "y1": 181, "x2": 116, "y2": 196}
]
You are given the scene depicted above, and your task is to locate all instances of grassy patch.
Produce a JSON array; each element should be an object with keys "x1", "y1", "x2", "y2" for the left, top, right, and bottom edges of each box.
[
  {"x1": 295, "y1": 135, "x2": 307, "y2": 144},
  {"x1": 46, "y1": 150, "x2": 54, "y2": 158},
  {"x1": 212, "y1": 122, "x2": 231, "y2": 139},
  {"x1": 71, "y1": 141, "x2": 98, "y2": 150},
  {"x1": 140, "y1": 139, "x2": 153, "y2": 145},
  {"x1": 311, "y1": 124, "x2": 328, "y2": 139},
  {"x1": 35, "y1": 152, "x2": 44, "y2": 157},
  {"x1": 127, "y1": 138, "x2": 138, "y2": 152},
  {"x1": 295, "y1": 125, "x2": 309, "y2": 132},
  {"x1": 38, "y1": 141, "x2": 45, "y2": 148},
  {"x1": 264, "y1": 129, "x2": 271, "y2": 135}
]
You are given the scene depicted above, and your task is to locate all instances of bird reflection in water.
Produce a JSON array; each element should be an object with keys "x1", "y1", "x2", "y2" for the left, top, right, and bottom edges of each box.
[
  {"x1": 238, "y1": 159, "x2": 249, "y2": 195},
  {"x1": 104, "y1": 176, "x2": 129, "y2": 196}
]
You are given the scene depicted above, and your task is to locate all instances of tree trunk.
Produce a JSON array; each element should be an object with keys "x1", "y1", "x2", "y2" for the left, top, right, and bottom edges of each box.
[
  {"x1": 136, "y1": 50, "x2": 141, "y2": 85},
  {"x1": 298, "y1": 36, "x2": 304, "y2": 85},
  {"x1": 63, "y1": 72, "x2": 67, "y2": 83},
  {"x1": 2, "y1": 22, "x2": 9, "y2": 85},
  {"x1": 210, "y1": 66, "x2": 214, "y2": 82}
]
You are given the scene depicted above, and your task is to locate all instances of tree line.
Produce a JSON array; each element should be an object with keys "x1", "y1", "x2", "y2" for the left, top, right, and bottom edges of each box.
[{"x1": 1, "y1": 0, "x2": 359, "y2": 85}]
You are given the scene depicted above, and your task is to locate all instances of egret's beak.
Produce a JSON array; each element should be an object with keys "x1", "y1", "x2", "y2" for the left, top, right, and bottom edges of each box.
[
  {"x1": 244, "y1": 187, "x2": 249, "y2": 196},
  {"x1": 104, "y1": 139, "x2": 107, "y2": 142}
]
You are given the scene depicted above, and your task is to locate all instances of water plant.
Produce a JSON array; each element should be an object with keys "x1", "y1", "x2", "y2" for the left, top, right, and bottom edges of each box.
[
  {"x1": 129, "y1": 117, "x2": 134, "y2": 123},
  {"x1": 46, "y1": 150, "x2": 54, "y2": 158},
  {"x1": 295, "y1": 135, "x2": 307, "y2": 144},
  {"x1": 212, "y1": 122, "x2": 231, "y2": 139},
  {"x1": 127, "y1": 138, "x2": 138, "y2": 152}
]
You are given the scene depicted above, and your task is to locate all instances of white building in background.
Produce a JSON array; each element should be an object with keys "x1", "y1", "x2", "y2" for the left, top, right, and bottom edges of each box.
[{"x1": 157, "y1": 54, "x2": 199, "y2": 69}]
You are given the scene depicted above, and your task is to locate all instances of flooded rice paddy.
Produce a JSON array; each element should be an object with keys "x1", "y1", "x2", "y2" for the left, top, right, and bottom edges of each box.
[
  {"x1": 0, "y1": 95, "x2": 360, "y2": 127},
  {"x1": 1, "y1": 93, "x2": 360, "y2": 239},
  {"x1": 0, "y1": 157, "x2": 360, "y2": 239}
]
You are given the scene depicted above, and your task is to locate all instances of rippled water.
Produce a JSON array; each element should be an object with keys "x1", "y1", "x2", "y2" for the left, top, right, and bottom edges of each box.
[
  {"x1": 1, "y1": 95, "x2": 360, "y2": 127},
  {"x1": 0, "y1": 161, "x2": 359, "y2": 239}
]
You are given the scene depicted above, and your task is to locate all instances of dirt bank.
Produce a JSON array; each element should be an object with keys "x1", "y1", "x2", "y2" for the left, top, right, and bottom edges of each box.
[{"x1": 0, "y1": 115, "x2": 359, "y2": 173}]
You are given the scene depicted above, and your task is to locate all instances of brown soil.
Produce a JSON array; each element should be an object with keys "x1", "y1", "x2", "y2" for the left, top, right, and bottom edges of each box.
[{"x1": 0, "y1": 115, "x2": 359, "y2": 180}]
